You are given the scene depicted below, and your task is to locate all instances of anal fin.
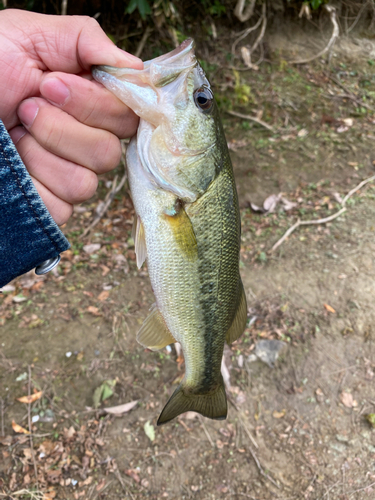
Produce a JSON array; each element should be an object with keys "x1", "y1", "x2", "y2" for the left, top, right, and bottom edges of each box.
[
  {"x1": 137, "y1": 304, "x2": 176, "y2": 351},
  {"x1": 226, "y1": 280, "x2": 247, "y2": 345}
]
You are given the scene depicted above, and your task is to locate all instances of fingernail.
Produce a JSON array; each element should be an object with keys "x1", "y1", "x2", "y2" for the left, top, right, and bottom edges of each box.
[
  {"x1": 18, "y1": 99, "x2": 39, "y2": 128},
  {"x1": 40, "y1": 77, "x2": 70, "y2": 106},
  {"x1": 9, "y1": 126, "x2": 26, "y2": 145}
]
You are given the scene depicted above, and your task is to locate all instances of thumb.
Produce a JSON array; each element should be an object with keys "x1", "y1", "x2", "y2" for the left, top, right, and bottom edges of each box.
[{"x1": 6, "y1": 9, "x2": 143, "y2": 73}]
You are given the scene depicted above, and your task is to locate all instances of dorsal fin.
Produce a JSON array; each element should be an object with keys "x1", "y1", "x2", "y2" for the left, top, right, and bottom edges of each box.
[
  {"x1": 137, "y1": 304, "x2": 176, "y2": 351},
  {"x1": 226, "y1": 280, "x2": 247, "y2": 345}
]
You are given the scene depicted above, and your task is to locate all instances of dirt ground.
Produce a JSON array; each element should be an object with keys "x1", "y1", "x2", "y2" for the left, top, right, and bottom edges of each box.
[{"x1": 2, "y1": 22, "x2": 375, "y2": 500}]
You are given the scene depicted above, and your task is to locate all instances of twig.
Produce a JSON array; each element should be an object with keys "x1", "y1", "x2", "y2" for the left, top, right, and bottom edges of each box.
[
  {"x1": 114, "y1": 469, "x2": 135, "y2": 500},
  {"x1": 270, "y1": 174, "x2": 375, "y2": 252},
  {"x1": 328, "y1": 75, "x2": 375, "y2": 111},
  {"x1": 234, "y1": 0, "x2": 256, "y2": 22},
  {"x1": 226, "y1": 110, "x2": 274, "y2": 132},
  {"x1": 0, "y1": 398, "x2": 4, "y2": 437},
  {"x1": 346, "y1": 0, "x2": 369, "y2": 34},
  {"x1": 348, "y1": 480, "x2": 375, "y2": 497},
  {"x1": 61, "y1": 0, "x2": 67, "y2": 15},
  {"x1": 198, "y1": 414, "x2": 214, "y2": 447},
  {"x1": 27, "y1": 366, "x2": 38, "y2": 488},
  {"x1": 342, "y1": 175, "x2": 375, "y2": 205},
  {"x1": 290, "y1": 6, "x2": 339, "y2": 65},
  {"x1": 239, "y1": 416, "x2": 258, "y2": 449},
  {"x1": 248, "y1": 444, "x2": 280, "y2": 489},
  {"x1": 270, "y1": 208, "x2": 346, "y2": 253},
  {"x1": 249, "y1": 3, "x2": 266, "y2": 57},
  {"x1": 135, "y1": 26, "x2": 152, "y2": 58},
  {"x1": 81, "y1": 165, "x2": 127, "y2": 239},
  {"x1": 232, "y1": 15, "x2": 263, "y2": 55}
]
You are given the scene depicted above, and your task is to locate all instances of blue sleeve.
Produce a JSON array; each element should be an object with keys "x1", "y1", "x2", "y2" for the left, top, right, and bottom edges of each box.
[{"x1": 0, "y1": 120, "x2": 70, "y2": 287}]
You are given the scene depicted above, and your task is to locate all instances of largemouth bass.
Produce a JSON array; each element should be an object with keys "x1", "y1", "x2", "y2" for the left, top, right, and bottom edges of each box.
[{"x1": 92, "y1": 39, "x2": 247, "y2": 425}]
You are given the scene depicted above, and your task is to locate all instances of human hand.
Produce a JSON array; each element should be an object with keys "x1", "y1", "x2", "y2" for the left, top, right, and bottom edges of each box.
[{"x1": 0, "y1": 9, "x2": 143, "y2": 224}]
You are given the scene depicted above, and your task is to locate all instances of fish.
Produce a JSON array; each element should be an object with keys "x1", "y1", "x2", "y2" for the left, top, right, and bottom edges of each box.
[{"x1": 92, "y1": 39, "x2": 247, "y2": 425}]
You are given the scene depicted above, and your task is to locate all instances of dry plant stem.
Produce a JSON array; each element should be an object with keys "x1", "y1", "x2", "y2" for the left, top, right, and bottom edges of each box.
[
  {"x1": 135, "y1": 26, "x2": 152, "y2": 58},
  {"x1": 28, "y1": 365, "x2": 38, "y2": 488},
  {"x1": 249, "y1": 3, "x2": 266, "y2": 56},
  {"x1": 198, "y1": 414, "x2": 214, "y2": 447},
  {"x1": 329, "y1": 75, "x2": 375, "y2": 111},
  {"x1": 227, "y1": 110, "x2": 274, "y2": 132},
  {"x1": 231, "y1": 15, "x2": 263, "y2": 55},
  {"x1": 81, "y1": 167, "x2": 127, "y2": 238},
  {"x1": 61, "y1": 0, "x2": 67, "y2": 15},
  {"x1": 114, "y1": 469, "x2": 135, "y2": 500},
  {"x1": 270, "y1": 174, "x2": 375, "y2": 253},
  {"x1": 290, "y1": 6, "x2": 339, "y2": 65},
  {"x1": 248, "y1": 445, "x2": 280, "y2": 489},
  {"x1": 239, "y1": 416, "x2": 258, "y2": 449},
  {"x1": 0, "y1": 398, "x2": 4, "y2": 437},
  {"x1": 234, "y1": 0, "x2": 256, "y2": 22},
  {"x1": 346, "y1": 0, "x2": 369, "y2": 34}
]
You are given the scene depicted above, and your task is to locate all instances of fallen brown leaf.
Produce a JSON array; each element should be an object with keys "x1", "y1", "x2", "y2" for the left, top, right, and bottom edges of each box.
[
  {"x1": 324, "y1": 303, "x2": 336, "y2": 314},
  {"x1": 87, "y1": 306, "x2": 102, "y2": 316},
  {"x1": 98, "y1": 290, "x2": 109, "y2": 302},
  {"x1": 272, "y1": 409, "x2": 286, "y2": 419},
  {"x1": 12, "y1": 420, "x2": 30, "y2": 434},
  {"x1": 104, "y1": 400, "x2": 139, "y2": 415},
  {"x1": 17, "y1": 390, "x2": 43, "y2": 404}
]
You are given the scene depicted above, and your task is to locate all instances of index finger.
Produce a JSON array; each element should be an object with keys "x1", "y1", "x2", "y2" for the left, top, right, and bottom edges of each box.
[{"x1": 40, "y1": 72, "x2": 139, "y2": 139}]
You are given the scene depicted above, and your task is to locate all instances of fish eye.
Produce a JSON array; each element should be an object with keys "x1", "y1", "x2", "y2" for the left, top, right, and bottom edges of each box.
[{"x1": 193, "y1": 87, "x2": 213, "y2": 113}]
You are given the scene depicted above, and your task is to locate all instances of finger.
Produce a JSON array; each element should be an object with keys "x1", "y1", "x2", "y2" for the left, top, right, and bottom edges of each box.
[
  {"x1": 3, "y1": 10, "x2": 143, "y2": 72},
  {"x1": 9, "y1": 126, "x2": 98, "y2": 205},
  {"x1": 17, "y1": 97, "x2": 122, "y2": 174},
  {"x1": 40, "y1": 72, "x2": 139, "y2": 138},
  {"x1": 29, "y1": 176, "x2": 73, "y2": 226}
]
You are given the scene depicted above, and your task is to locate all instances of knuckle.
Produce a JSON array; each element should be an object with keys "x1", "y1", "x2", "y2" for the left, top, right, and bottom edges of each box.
[
  {"x1": 91, "y1": 134, "x2": 122, "y2": 174},
  {"x1": 71, "y1": 169, "x2": 98, "y2": 203}
]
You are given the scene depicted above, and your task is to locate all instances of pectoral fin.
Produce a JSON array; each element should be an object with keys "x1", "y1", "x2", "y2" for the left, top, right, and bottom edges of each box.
[
  {"x1": 164, "y1": 201, "x2": 197, "y2": 260},
  {"x1": 226, "y1": 280, "x2": 247, "y2": 345},
  {"x1": 137, "y1": 304, "x2": 176, "y2": 351},
  {"x1": 133, "y1": 215, "x2": 147, "y2": 269}
]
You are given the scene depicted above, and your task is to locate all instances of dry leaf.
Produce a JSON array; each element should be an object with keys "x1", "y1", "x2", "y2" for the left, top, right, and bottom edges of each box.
[
  {"x1": 87, "y1": 306, "x2": 102, "y2": 316},
  {"x1": 104, "y1": 400, "x2": 139, "y2": 415},
  {"x1": 324, "y1": 303, "x2": 336, "y2": 314},
  {"x1": 97, "y1": 290, "x2": 109, "y2": 302},
  {"x1": 17, "y1": 390, "x2": 43, "y2": 404},
  {"x1": 12, "y1": 420, "x2": 30, "y2": 434},
  {"x1": 340, "y1": 391, "x2": 354, "y2": 408},
  {"x1": 272, "y1": 409, "x2": 286, "y2": 419},
  {"x1": 125, "y1": 469, "x2": 141, "y2": 483}
]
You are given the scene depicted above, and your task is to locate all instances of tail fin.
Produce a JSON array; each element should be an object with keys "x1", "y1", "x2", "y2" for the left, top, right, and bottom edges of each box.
[{"x1": 157, "y1": 379, "x2": 227, "y2": 426}]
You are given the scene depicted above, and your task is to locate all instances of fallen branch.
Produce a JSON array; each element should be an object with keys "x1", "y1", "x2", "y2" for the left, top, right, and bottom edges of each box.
[
  {"x1": 81, "y1": 164, "x2": 128, "y2": 239},
  {"x1": 290, "y1": 5, "x2": 339, "y2": 65},
  {"x1": 227, "y1": 110, "x2": 274, "y2": 132},
  {"x1": 270, "y1": 175, "x2": 375, "y2": 253}
]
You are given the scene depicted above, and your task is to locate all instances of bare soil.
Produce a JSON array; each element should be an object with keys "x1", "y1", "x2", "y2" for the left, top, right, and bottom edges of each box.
[{"x1": 2, "y1": 25, "x2": 375, "y2": 500}]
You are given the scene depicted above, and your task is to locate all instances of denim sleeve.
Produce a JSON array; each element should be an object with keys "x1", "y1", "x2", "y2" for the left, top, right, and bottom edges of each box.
[{"x1": 0, "y1": 120, "x2": 70, "y2": 287}]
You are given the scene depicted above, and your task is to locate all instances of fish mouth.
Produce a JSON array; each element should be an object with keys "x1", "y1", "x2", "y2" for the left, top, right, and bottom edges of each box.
[{"x1": 92, "y1": 39, "x2": 198, "y2": 125}]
